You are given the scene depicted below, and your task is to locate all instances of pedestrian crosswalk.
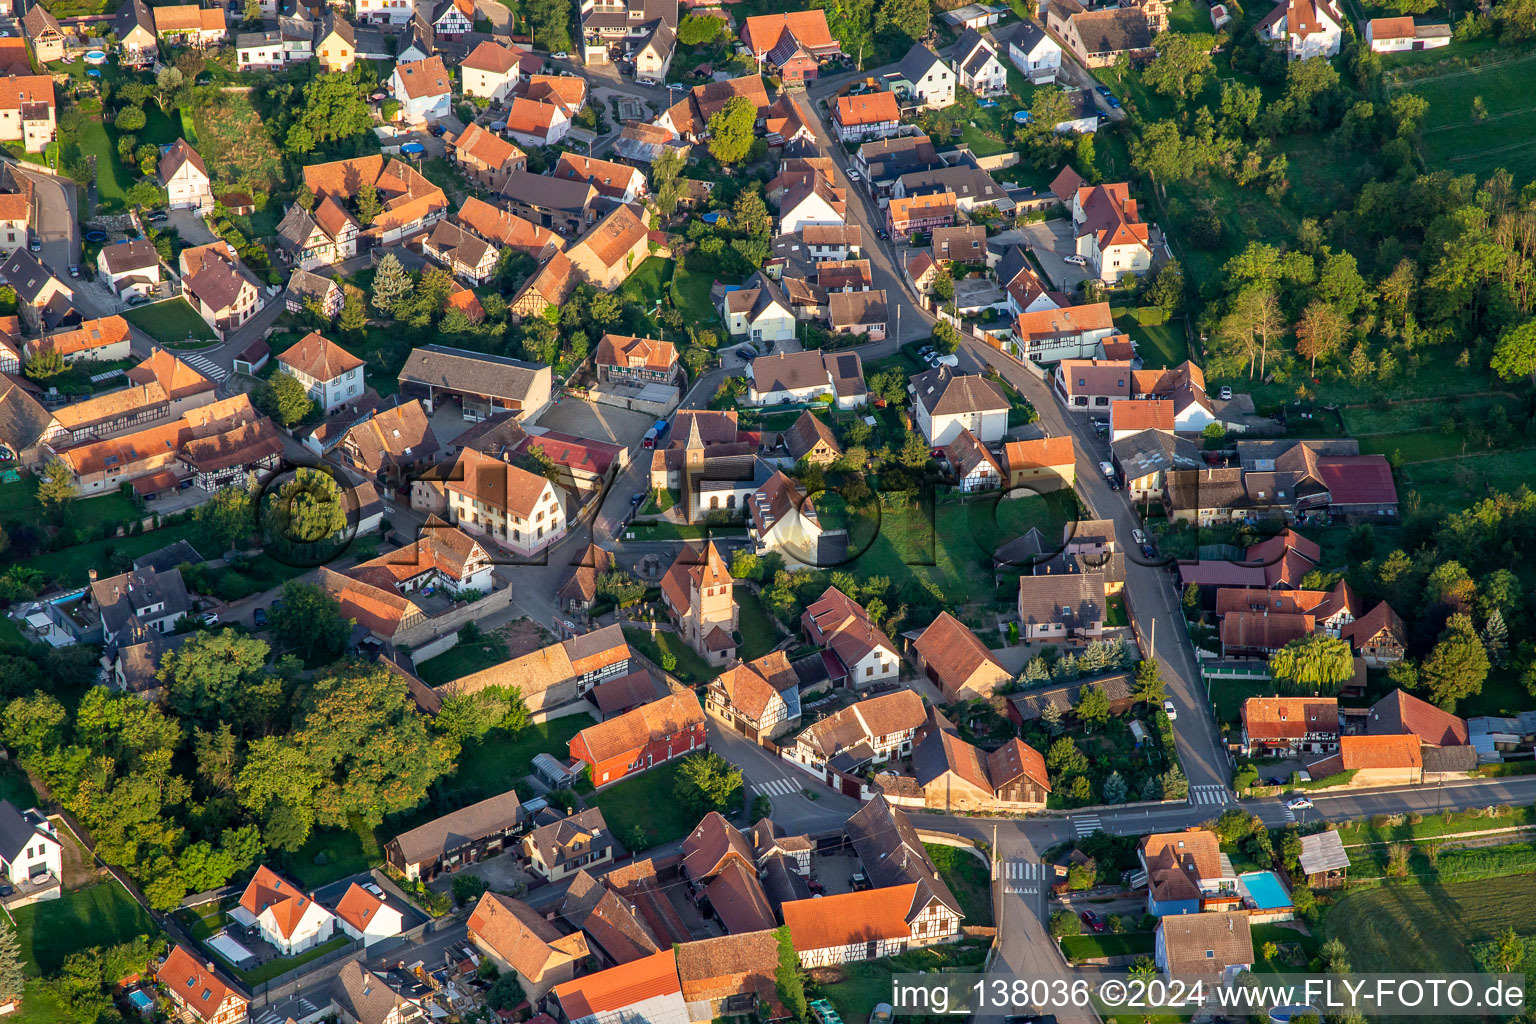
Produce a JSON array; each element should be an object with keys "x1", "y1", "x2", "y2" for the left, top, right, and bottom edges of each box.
[
  {"x1": 255, "y1": 999, "x2": 318, "y2": 1024},
  {"x1": 1072, "y1": 814, "x2": 1103, "y2": 837},
  {"x1": 1003, "y1": 859, "x2": 1044, "y2": 894},
  {"x1": 179, "y1": 351, "x2": 229, "y2": 381},
  {"x1": 1279, "y1": 803, "x2": 1296, "y2": 823},
  {"x1": 752, "y1": 778, "x2": 801, "y2": 798},
  {"x1": 1189, "y1": 785, "x2": 1231, "y2": 807}
]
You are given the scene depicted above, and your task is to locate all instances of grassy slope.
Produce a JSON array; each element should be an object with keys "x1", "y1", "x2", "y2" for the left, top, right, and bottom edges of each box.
[{"x1": 1324, "y1": 872, "x2": 1536, "y2": 974}]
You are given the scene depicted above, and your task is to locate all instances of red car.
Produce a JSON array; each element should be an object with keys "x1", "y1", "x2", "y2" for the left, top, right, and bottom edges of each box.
[{"x1": 1079, "y1": 910, "x2": 1106, "y2": 933}]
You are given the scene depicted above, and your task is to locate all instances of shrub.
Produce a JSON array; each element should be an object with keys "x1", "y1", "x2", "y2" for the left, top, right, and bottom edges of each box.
[{"x1": 1049, "y1": 910, "x2": 1080, "y2": 937}]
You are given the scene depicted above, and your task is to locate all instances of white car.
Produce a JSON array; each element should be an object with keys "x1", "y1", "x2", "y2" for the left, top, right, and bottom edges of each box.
[
  {"x1": 847, "y1": 169, "x2": 862, "y2": 182},
  {"x1": 552, "y1": 50, "x2": 569, "y2": 59},
  {"x1": 1162, "y1": 699, "x2": 1177, "y2": 720},
  {"x1": 1286, "y1": 797, "x2": 1314, "y2": 811},
  {"x1": 1063, "y1": 254, "x2": 1088, "y2": 266},
  {"x1": 1132, "y1": 528, "x2": 1147, "y2": 545},
  {"x1": 198, "y1": 612, "x2": 219, "y2": 626},
  {"x1": 1220, "y1": 386, "x2": 1232, "y2": 400}
]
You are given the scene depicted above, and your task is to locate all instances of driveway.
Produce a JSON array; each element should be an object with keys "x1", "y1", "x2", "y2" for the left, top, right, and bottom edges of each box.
[
  {"x1": 167, "y1": 208, "x2": 217, "y2": 246},
  {"x1": 1011, "y1": 218, "x2": 1089, "y2": 292},
  {"x1": 533, "y1": 396, "x2": 658, "y2": 446}
]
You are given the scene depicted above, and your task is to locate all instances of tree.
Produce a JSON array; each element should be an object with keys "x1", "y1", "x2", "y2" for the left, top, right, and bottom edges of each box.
[
  {"x1": 1295, "y1": 299, "x2": 1347, "y2": 374},
  {"x1": 677, "y1": 12, "x2": 722, "y2": 44},
  {"x1": 294, "y1": 661, "x2": 458, "y2": 827},
  {"x1": 1160, "y1": 764, "x2": 1188, "y2": 799},
  {"x1": 1075, "y1": 685, "x2": 1111, "y2": 730},
  {"x1": 1143, "y1": 31, "x2": 1216, "y2": 100},
  {"x1": 372, "y1": 253, "x2": 414, "y2": 313},
  {"x1": 875, "y1": 0, "x2": 928, "y2": 41},
  {"x1": 339, "y1": 285, "x2": 367, "y2": 334},
  {"x1": 1133, "y1": 659, "x2": 1167, "y2": 706},
  {"x1": 931, "y1": 319, "x2": 962, "y2": 354},
  {"x1": 1492, "y1": 320, "x2": 1536, "y2": 382},
  {"x1": 155, "y1": 66, "x2": 184, "y2": 110},
  {"x1": 526, "y1": 0, "x2": 574, "y2": 50},
  {"x1": 931, "y1": 268, "x2": 954, "y2": 302},
  {"x1": 264, "y1": 468, "x2": 346, "y2": 546},
  {"x1": 1102, "y1": 770, "x2": 1127, "y2": 804},
  {"x1": 1202, "y1": 421, "x2": 1226, "y2": 443},
  {"x1": 193, "y1": 484, "x2": 254, "y2": 553},
  {"x1": 1049, "y1": 910, "x2": 1081, "y2": 937},
  {"x1": 1144, "y1": 260, "x2": 1184, "y2": 315},
  {"x1": 675, "y1": 752, "x2": 743, "y2": 818},
  {"x1": 23, "y1": 347, "x2": 64, "y2": 380},
  {"x1": 651, "y1": 149, "x2": 684, "y2": 218},
  {"x1": 1421, "y1": 612, "x2": 1489, "y2": 710},
  {"x1": 1269, "y1": 633, "x2": 1354, "y2": 694},
  {"x1": 774, "y1": 927, "x2": 808, "y2": 1021},
  {"x1": 0, "y1": 918, "x2": 21, "y2": 1008},
  {"x1": 269, "y1": 580, "x2": 354, "y2": 663},
  {"x1": 159, "y1": 629, "x2": 272, "y2": 725},
  {"x1": 242, "y1": 0, "x2": 261, "y2": 20},
  {"x1": 114, "y1": 105, "x2": 146, "y2": 132},
  {"x1": 706, "y1": 97, "x2": 756, "y2": 164},
  {"x1": 1483, "y1": 607, "x2": 1508, "y2": 665},
  {"x1": 1045, "y1": 735, "x2": 1088, "y2": 776},
  {"x1": 1039, "y1": 700, "x2": 1064, "y2": 735},
  {"x1": 255, "y1": 371, "x2": 314, "y2": 427},
  {"x1": 35, "y1": 458, "x2": 77, "y2": 508},
  {"x1": 1493, "y1": 927, "x2": 1525, "y2": 973}
]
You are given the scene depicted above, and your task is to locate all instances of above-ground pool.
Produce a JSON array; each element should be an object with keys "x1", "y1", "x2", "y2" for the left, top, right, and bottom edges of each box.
[
  {"x1": 1240, "y1": 870, "x2": 1293, "y2": 910},
  {"x1": 85, "y1": 50, "x2": 107, "y2": 65}
]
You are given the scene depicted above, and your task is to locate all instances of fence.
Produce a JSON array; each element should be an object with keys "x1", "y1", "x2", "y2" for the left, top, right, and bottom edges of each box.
[{"x1": 395, "y1": 584, "x2": 517, "y2": 648}]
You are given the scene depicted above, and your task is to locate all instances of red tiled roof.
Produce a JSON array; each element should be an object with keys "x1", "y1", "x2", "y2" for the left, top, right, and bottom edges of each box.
[
  {"x1": 781, "y1": 885, "x2": 916, "y2": 950},
  {"x1": 553, "y1": 948, "x2": 680, "y2": 1019},
  {"x1": 1242, "y1": 697, "x2": 1339, "y2": 742},
  {"x1": 836, "y1": 91, "x2": 900, "y2": 127}
]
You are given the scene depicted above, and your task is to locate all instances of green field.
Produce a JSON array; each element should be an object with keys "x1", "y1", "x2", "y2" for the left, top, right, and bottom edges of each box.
[
  {"x1": 1406, "y1": 50, "x2": 1536, "y2": 186},
  {"x1": 1402, "y1": 449, "x2": 1536, "y2": 512},
  {"x1": 124, "y1": 298, "x2": 216, "y2": 344},
  {"x1": 924, "y1": 844, "x2": 994, "y2": 926},
  {"x1": 281, "y1": 814, "x2": 383, "y2": 889},
  {"x1": 12, "y1": 882, "x2": 157, "y2": 976},
  {"x1": 590, "y1": 758, "x2": 702, "y2": 849},
  {"x1": 1324, "y1": 873, "x2": 1536, "y2": 976}
]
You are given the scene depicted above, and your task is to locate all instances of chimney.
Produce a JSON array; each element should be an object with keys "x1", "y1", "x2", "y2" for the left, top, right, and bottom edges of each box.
[{"x1": 88, "y1": 568, "x2": 98, "y2": 582}]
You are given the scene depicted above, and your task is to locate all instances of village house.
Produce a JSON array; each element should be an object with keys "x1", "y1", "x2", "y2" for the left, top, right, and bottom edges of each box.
[
  {"x1": 357, "y1": 0, "x2": 413, "y2": 24},
  {"x1": 790, "y1": 690, "x2": 927, "y2": 774},
  {"x1": 180, "y1": 241, "x2": 263, "y2": 338},
  {"x1": 523, "y1": 807, "x2": 615, "y2": 882},
  {"x1": 275, "y1": 197, "x2": 359, "y2": 270},
  {"x1": 391, "y1": 56, "x2": 452, "y2": 124},
  {"x1": 1017, "y1": 569, "x2": 1106, "y2": 641},
  {"x1": 910, "y1": 365, "x2": 1010, "y2": 445},
  {"x1": 441, "y1": 447, "x2": 567, "y2": 557},
  {"x1": 276, "y1": 332, "x2": 365, "y2": 413},
  {"x1": 886, "y1": 191, "x2": 957, "y2": 240},
  {"x1": 568, "y1": 690, "x2": 707, "y2": 786},
  {"x1": 2, "y1": 248, "x2": 72, "y2": 328},
  {"x1": 595, "y1": 333, "x2": 678, "y2": 387},
  {"x1": 158, "y1": 138, "x2": 212, "y2": 211},
  {"x1": 1307, "y1": 733, "x2": 1423, "y2": 786},
  {"x1": 21, "y1": 6, "x2": 64, "y2": 62},
  {"x1": 235, "y1": 28, "x2": 284, "y2": 70},
  {"x1": 468, "y1": 891, "x2": 590, "y2": 999},
  {"x1": 447, "y1": 123, "x2": 527, "y2": 192},
  {"x1": 1258, "y1": 0, "x2": 1345, "y2": 58},
  {"x1": 232, "y1": 865, "x2": 337, "y2": 955},
  {"x1": 1138, "y1": 829, "x2": 1238, "y2": 916},
  {"x1": 675, "y1": 931, "x2": 783, "y2": 1023},
  {"x1": 316, "y1": 12, "x2": 357, "y2": 71},
  {"x1": 459, "y1": 39, "x2": 524, "y2": 102},
  {"x1": 302, "y1": 154, "x2": 447, "y2": 246},
  {"x1": 157, "y1": 945, "x2": 248, "y2": 1024},
  {"x1": 566, "y1": 203, "x2": 650, "y2": 289},
  {"x1": 1013, "y1": 302, "x2": 1118, "y2": 365},
  {"x1": 722, "y1": 270, "x2": 795, "y2": 344},
  {"x1": 0, "y1": 185, "x2": 28, "y2": 257},
  {"x1": 1155, "y1": 912, "x2": 1254, "y2": 983},
  {"x1": 25, "y1": 315, "x2": 131, "y2": 366},
  {"x1": 153, "y1": 4, "x2": 227, "y2": 47},
  {"x1": 944, "y1": 427, "x2": 1004, "y2": 493},
  {"x1": 554, "y1": 152, "x2": 649, "y2": 205},
  {"x1": 556, "y1": 868, "x2": 662, "y2": 966},
  {"x1": 1241, "y1": 697, "x2": 1340, "y2": 758},
  {"x1": 1003, "y1": 436, "x2": 1077, "y2": 491},
  {"x1": 0, "y1": 799, "x2": 61, "y2": 902},
  {"x1": 846, "y1": 796, "x2": 964, "y2": 940},
  {"x1": 660, "y1": 541, "x2": 739, "y2": 663},
  {"x1": 834, "y1": 91, "x2": 902, "y2": 142},
  {"x1": 747, "y1": 469, "x2": 823, "y2": 564},
  {"x1": 1110, "y1": 398, "x2": 1175, "y2": 441},
  {"x1": 1000, "y1": 19, "x2": 1061, "y2": 83},
  {"x1": 500, "y1": 171, "x2": 596, "y2": 240},
  {"x1": 505, "y1": 95, "x2": 573, "y2": 149},
  {"x1": 336, "y1": 399, "x2": 440, "y2": 486},
  {"x1": 746, "y1": 349, "x2": 867, "y2": 409},
  {"x1": 1054, "y1": 357, "x2": 1133, "y2": 411},
  {"x1": 430, "y1": 0, "x2": 472, "y2": 37},
  {"x1": 782, "y1": 885, "x2": 919, "y2": 966},
  {"x1": 115, "y1": 0, "x2": 158, "y2": 64},
  {"x1": 1110, "y1": 428, "x2": 1200, "y2": 501},
  {"x1": 889, "y1": 44, "x2": 956, "y2": 109},
  {"x1": 911, "y1": 610, "x2": 1011, "y2": 701},
  {"x1": 554, "y1": 949, "x2": 688, "y2": 1024},
  {"x1": 827, "y1": 289, "x2": 888, "y2": 341},
  {"x1": 741, "y1": 11, "x2": 841, "y2": 82},
  {"x1": 456, "y1": 196, "x2": 559, "y2": 257},
  {"x1": 285, "y1": 268, "x2": 343, "y2": 319},
  {"x1": 707, "y1": 650, "x2": 802, "y2": 743},
  {"x1": 903, "y1": 709, "x2": 1051, "y2": 812},
  {"x1": 422, "y1": 219, "x2": 498, "y2": 285},
  {"x1": 1071, "y1": 182, "x2": 1153, "y2": 283},
  {"x1": 658, "y1": 75, "x2": 769, "y2": 143},
  {"x1": 95, "y1": 238, "x2": 161, "y2": 299},
  {"x1": 434, "y1": 625, "x2": 630, "y2": 714},
  {"x1": 385, "y1": 789, "x2": 523, "y2": 881},
  {"x1": 778, "y1": 409, "x2": 842, "y2": 466},
  {"x1": 1046, "y1": 0, "x2": 1153, "y2": 67},
  {"x1": 802, "y1": 586, "x2": 900, "y2": 687},
  {"x1": 954, "y1": 28, "x2": 1007, "y2": 95},
  {"x1": 1365, "y1": 15, "x2": 1450, "y2": 50}
]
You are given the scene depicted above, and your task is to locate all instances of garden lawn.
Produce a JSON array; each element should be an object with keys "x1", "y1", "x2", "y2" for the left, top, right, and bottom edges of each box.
[
  {"x1": 1059, "y1": 931, "x2": 1155, "y2": 961},
  {"x1": 923, "y1": 844, "x2": 993, "y2": 926},
  {"x1": 414, "y1": 715, "x2": 596, "y2": 823},
  {"x1": 280, "y1": 814, "x2": 382, "y2": 889},
  {"x1": 414, "y1": 636, "x2": 510, "y2": 686},
  {"x1": 624, "y1": 626, "x2": 718, "y2": 682},
  {"x1": 734, "y1": 585, "x2": 784, "y2": 661},
  {"x1": 590, "y1": 759, "x2": 700, "y2": 849},
  {"x1": 82, "y1": 120, "x2": 132, "y2": 211},
  {"x1": 620, "y1": 255, "x2": 673, "y2": 309},
  {"x1": 0, "y1": 477, "x2": 137, "y2": 530},
  {"x1": 672, "y1": 258, "x2": 721, "y2": 326},
  {"x1": 1403, "y1": 450, "x2": 1536, "y2": 513},
  {"x1": 229, "y1": 934, "x2": 352, "y2": 985},
  {"x1": 21, "y1": 520, "x2": 203, "y2": 587},
  {"x1": 124, "y1": 298, "x2": 217, "y2": 344},
  {"x1": 12, "y1": 882, "x2": 157, "y2": 976},
  {"x1": 1324, "y1": 872, "x2": 1536, "y2": 975}
]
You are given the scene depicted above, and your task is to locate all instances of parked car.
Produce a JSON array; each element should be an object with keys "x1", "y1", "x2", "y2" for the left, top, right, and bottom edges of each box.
[
  {"x1": 68, "y1": 264, "x2": 79, "y2": 278},
  {"x1": 1141, "y1": 543, "x2": 1157, "y2": 559},
  {"x1": 0, "y1": 882, "x2": 11, "y2": 897},
  {"x1": 27, "y1": 237, "x2": 39, "y2": 252},
  {"x1": 1163, "y1": 699, "x2": 1177, "y2": 720},
  {"x1": 630, "y1": 492, "x2": 646, "y2": 506},
  {"x1": 847, "y1": 169, "x2": 862, "y2": 182},
  {"x1": 806, "y1": 879, "x2": 825, "y2": 894},
  {"x1": 552, "y1": 50, "x2": 569, "y2": 59},
  {"x1": 1132, "y1": 528, "x2": 1147, "y2": 545},
  {"x1": 918, "y1": 345, "x2": 935, "y2": 357},
  {"x1": 1220, "y1": 385, "x2": 1233, "y2": 400},
  {"x1": 1063, "y1": 254, "x2": 1088, "y2": 266},
  {"x1": 1287, "y1": 797, "x2": 1314, "y2": 810},
  {"x1": 147, "y1": 211, "x2": 168, "y2": 222},
  {"x1": 126, "y1": 294, "x2": 149, "y2": 306},
  {"x1": 429, "y1": 123, "x2": 447, "y2": 137},
  {"x1": 253, "y1": 607, "x2": 267, "y2": 627},
  {"x1": 198, "y1": 612, "x2": 219, "y2": 626},
  {"x1": 1079, "y1": 910, "x2": 1105, "y2": 933}
]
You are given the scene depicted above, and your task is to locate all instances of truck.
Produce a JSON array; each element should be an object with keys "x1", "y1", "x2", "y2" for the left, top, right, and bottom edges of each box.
[{"x1": 1099, "y1": 461, "x2": 1120, "y2": 490}]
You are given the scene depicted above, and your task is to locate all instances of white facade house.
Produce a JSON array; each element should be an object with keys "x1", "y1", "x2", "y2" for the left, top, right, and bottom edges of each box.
[
  {"x1": 391, "y1": 57, "x2": 453, "y2": 125},
  {"x1": 746, "y1": 349, "x2": 867, "y2": 410},
  {"x1": 232, "y1": 866, "x2": 337, "y2": 957},
  {"x1": 750, "y1": 471, "x2": 825, "y2": 562},
  {"x1": 778, "y1": 183, "x2": 845, "y2": 236},
  {"x1": 0, "y1": 800, "x2": 62, "y2": 902},
  {"x1": 954, "y1": 29, "x2": 1007, "y2": 96},
  {"x1": 910, "y1": 366, "x2": 1010, "y2": 445},
  {"x1": 158, "y1": 139, "x2": 212, "y2": 211},
  {"x1": 276, "y1": 332, "x2": 365, "y2": 414},
  {"x1": 1004, "y1": 20, "x2": 1061, "y2": 83},
  {"x1": 95, "y1": 238, "x2": 162, "y2": 299},
  {"x1": 460, "y1": 41, "x2": 524, "y2": 103},
  {"x1": 235, "y1": 29, "x2": 285, "y2": 70},
  {"x1": 334, "y1": 882, "x2": 407, "y2": 947},
  {"x1": 1257, "y1": 0, "x2": 1344, "y2": 59},
  {"x1": 356, "y1": 0, "x2": 413, "y2": 24},
  {"x1": 1365, "y1": 16, "x2": 1451, "y2": 51},
  {"x1": 444, "y1": 448, "x2": 568, "y2": 558},
  {"x1": 892, "y1": 44, "x2": 955, "y2": 109}
]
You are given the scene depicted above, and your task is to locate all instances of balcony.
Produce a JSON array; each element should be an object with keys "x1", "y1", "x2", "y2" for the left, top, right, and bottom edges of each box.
[{"x1": 0, "y1": 871, "x2": 62, "y2": 910}]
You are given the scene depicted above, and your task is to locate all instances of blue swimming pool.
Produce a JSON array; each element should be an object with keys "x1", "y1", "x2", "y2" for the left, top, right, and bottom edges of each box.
[
  {"x1": 1241, "y1": 870, "x2": 1293, "y2": 910},
  {"x1": 127, "y1": 989, "x2": 153, "y2": 1012}
]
